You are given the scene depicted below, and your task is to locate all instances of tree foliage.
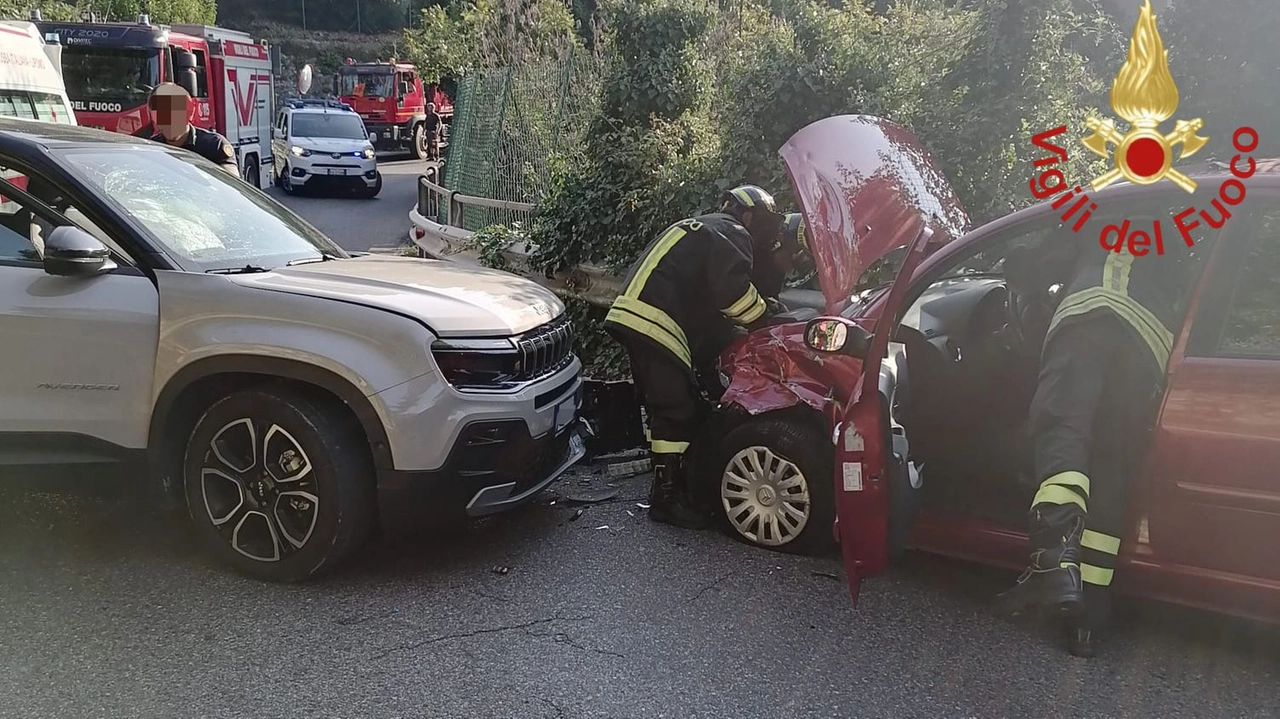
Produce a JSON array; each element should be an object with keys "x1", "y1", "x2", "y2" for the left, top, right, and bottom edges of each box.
[
  {"x1": 2, "y1": 0, "x2": 216, "y2": 22},
  {"x1": 403, "y1": 0, "x2": 576, "y2": 82}
]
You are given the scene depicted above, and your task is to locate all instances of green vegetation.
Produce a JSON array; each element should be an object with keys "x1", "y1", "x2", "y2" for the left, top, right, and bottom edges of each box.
[{"x1": 5, "y1": 0, "x2": 216, "y2": 23}]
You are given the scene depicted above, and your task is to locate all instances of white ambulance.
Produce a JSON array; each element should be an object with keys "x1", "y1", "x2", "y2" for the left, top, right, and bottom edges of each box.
[{"x1": 0, "y1": 20, "x2": 75, "y2": 126}]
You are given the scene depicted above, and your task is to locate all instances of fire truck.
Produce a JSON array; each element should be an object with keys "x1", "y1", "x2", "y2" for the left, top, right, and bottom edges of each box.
[
  {"x1": 335, "y1": 59, "x2": 452, "y2": 159},
  {"x1": 34, "y1": 14, "x2": 274, "y2": 189}
]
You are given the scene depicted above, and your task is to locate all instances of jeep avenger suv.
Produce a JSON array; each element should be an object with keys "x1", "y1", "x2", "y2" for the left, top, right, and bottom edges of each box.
[{"x1": 0, "y1": 121, "x2": 585, "y2": 581}]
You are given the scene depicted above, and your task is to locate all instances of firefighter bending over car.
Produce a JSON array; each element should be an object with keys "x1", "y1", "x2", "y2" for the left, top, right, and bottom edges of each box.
[
  {"x1": 604, "y1": 185, "x2": 787, "y2": 529},
  {"x1": 997, "y1": 217, "x2": 1193, "y2": 658}
]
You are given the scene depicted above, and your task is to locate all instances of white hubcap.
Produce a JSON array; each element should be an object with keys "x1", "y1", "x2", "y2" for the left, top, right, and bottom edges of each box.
[{"x1": 722, "y1": 446, "x2": 810, "y2": 546}]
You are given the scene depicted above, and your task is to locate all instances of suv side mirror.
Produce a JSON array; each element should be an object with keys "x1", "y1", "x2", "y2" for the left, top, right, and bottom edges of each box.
[
  {"x1": 805, "y1": 317, "x2": 873, "y2": 358},
  {"x1": 44, "y1": 226, "x2": 115, "y2": 277}
]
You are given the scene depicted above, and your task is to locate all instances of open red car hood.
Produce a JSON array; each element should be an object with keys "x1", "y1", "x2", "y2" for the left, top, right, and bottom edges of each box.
[{"x1": 779, "y1": 115, "x2": 970, "y2": 312}]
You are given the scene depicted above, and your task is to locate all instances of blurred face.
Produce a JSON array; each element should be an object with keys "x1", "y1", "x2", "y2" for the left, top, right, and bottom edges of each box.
[{"x1": 152, "y1": 93, "x2": 191, "y2": 142}]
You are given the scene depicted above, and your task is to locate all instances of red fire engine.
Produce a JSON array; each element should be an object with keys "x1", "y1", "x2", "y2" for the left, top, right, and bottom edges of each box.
[
  {"x1": 335, "y1": 58, "x2": 452, "y2": 159},
  {"x1": 35, "y1": 14, "x2": 275, "y2": 189}
]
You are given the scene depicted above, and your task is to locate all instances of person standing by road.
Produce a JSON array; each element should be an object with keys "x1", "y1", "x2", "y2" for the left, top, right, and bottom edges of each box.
[
  {"x1": 425, "y1": 102, "x2": 442, "y2": 161},
  {"x1": 604, "y1": 185, "x2": 785, "y2": 529},
  {"x1": 147, "y1": 83, "x2": 239, "y2": 176},
  {"x1": 996, "y1": 216, "x2": 1196, "y2": 657}
]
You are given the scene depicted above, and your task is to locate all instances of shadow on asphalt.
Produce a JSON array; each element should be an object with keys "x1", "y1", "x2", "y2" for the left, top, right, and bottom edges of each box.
[{"x1": 3, "y1": 479, "x2": 1279, "y2": 668}]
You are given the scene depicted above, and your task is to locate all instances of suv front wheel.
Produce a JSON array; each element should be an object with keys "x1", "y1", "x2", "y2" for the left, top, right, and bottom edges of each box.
[{"x1": 182, "y1": 386, "x2": 376, "y2": 582}]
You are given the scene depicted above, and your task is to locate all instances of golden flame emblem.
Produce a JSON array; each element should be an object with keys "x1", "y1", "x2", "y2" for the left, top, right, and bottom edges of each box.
[{"x1": 1082, "y1": 0, "x2": 1209, "y2": 193}]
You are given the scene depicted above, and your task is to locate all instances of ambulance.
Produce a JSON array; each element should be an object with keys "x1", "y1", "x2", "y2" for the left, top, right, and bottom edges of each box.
[{"x1": 0, "y1": 20, "x2": 75, "y2": 127}]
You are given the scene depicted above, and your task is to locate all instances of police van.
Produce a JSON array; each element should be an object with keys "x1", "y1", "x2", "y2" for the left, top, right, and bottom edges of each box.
[
  {"x1": 271, "y1": 98, "x2": 381, "y2": 199},
  {"x1": 0, "y1": 20, "x2": 75, "y2": 126}
]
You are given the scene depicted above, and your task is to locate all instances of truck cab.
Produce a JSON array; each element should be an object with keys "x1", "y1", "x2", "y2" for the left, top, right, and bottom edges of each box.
[
  {"x1": 336, "y1": 60, "x2": 450, "y2": 160},
  {"x1": 34, "y1": 15, "x2": 273, "y2": 190}
]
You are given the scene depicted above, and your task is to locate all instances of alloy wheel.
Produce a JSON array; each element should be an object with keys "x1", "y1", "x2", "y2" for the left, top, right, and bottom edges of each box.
[
  {"x1": 200, "y1": 418, "x2": 319, "y2": 562},
  {"x1": 722, "y1": 446, "x2": 811, "y2": 546}
]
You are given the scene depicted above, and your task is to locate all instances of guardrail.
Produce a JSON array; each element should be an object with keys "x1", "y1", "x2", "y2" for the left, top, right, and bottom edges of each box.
[
  {"x1": 408, "y1": 174, "x2": 824, "y2": 311},
  {"x1": 409, "y1": 174, "x2": 625, "y2": 308}
]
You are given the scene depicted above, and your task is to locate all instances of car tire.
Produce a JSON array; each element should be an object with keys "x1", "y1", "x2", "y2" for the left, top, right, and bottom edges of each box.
[
  {"x1": 412, "y1": 124, "x2": 428, "y2": 161},
  {"x1": 714, "y1": 415, "x2": 834, "y2": 556},
  {"x1": 281, "y1": 165, "x2": 296, "y2": 195},
  {"x1": 181, "y1": 386, "x2": 376, "y2": 582},
  {"x1": 363, "y1": 172, "x2": 383, "y2": 199}
]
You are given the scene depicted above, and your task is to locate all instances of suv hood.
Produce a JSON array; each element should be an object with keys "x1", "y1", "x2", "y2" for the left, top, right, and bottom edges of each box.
[
  {"x1": 779, "y1": 115, "x2": 969, "y2": 312},
  {"x1": 230, "y1": 255, "x2": 565, "y2": 337}
]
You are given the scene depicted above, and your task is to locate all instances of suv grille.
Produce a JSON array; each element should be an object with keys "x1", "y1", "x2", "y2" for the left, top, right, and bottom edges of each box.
[{"x1": 517, "y1": 315, "x2": 574, "y2": 381}]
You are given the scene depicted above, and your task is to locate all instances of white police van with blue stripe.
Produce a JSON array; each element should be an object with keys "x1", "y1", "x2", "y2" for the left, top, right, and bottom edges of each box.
[{"x1": 271, "y1": 98, "x2": 381, "y2": 198}]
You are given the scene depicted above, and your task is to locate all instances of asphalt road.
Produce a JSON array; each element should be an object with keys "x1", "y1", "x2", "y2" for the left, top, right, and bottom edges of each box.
[
  {"x1": 2, "y1": 187, "x2": 1279, "y2": 718},
  {"x1": 268, "y1": 156, "x2": 434, "y2": 252}
]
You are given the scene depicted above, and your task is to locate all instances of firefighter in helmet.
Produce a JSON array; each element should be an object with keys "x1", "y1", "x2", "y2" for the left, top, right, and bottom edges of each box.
[{"x1": 604, "y1": 185, "x2": 785, "y2": 529}]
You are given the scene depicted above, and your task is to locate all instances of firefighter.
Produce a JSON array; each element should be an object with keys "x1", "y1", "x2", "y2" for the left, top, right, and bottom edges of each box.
[
  {"x1": 147, "y1": 84, "x2": 239, "y2": 175},
  {"x1": 996, "y1": 218, "x2": 1193, "y2": 657},
  {"x1": 605, "y1": 185, "x2": 785, "y2": 529},
  {"x1": 751, "y1": 212, "x2": 814, "y2": 302},
  {"x1": 425, "y1": 102, "x2": 443, "y2": 161}
]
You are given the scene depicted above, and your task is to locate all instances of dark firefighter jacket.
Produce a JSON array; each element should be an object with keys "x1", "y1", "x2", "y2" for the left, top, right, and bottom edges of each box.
[
  {"x1": 151, "y1": 126, "x2": 238, "y2": 173},
  {"x1": 1045, "y1": 236, "x2": 1193, "y2": 375},
  {"x1": 605, "y1": 213, "x2": 768, "y2": 371}
]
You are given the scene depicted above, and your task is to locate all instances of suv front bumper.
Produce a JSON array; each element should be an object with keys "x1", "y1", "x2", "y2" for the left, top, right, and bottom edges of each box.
[{"x1": 377, "y1": 414, "x2": 588, "y2": 533}]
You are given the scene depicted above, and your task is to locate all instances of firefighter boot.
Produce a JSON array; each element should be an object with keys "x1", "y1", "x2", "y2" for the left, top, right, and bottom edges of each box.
[
  {"x1": 648, "y1": 453, "x2": 710, "y2": 530},
  {"x1": 995, "y1": 504, "x2": 1085, "y2": 618},
  {"x1": 1065, "y1": 584, "x2": 1111, "y2": 658}
]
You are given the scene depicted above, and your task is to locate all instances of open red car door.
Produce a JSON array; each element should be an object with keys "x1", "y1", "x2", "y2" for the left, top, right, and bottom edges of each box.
[
  {"x1": 830, "y1": 223, "x2": 932, "y2": 603},
  {"x1": 779, "y1": 115, "x2": 967, "y2": 602}
]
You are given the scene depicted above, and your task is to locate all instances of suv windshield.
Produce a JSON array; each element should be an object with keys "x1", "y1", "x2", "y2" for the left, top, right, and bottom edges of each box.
[
  {"x1": 337, "y1": 71, "x2": 393, "y2": 98},
  {"x1": 56, "y1": 146, "x2": 347, "y2": 271},
  {"x1": 60, "y1": 47, "x2": 161, "y2": 104},
  {"x1": 293, "y1": 113, "x2": 368, "y2": 141}
]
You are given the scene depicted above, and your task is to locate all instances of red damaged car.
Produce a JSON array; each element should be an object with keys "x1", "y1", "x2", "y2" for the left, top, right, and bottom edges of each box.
[{"x1": 701, "y1": 114, "x2": 1280, "y2": 625}]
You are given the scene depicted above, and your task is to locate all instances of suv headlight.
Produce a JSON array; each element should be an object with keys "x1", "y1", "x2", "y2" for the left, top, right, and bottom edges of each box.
[
  {"x1": 362, "y1": 147, "x2": 375, "y2": 159},
  {"x1": 431, "y1": 337, "x2": 522, "y2": 389},
  {"x1": 290, "y1": 146, "x2": 312, "y2": 157}
]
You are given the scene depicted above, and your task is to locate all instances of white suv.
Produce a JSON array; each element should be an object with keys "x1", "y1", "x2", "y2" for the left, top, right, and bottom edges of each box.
[
  {"x1": 271, "y1": 100, "x2": 382, "y2": 198},
  {"x1": 0, "y1": 120, "x2": 585, "y2": 581}
]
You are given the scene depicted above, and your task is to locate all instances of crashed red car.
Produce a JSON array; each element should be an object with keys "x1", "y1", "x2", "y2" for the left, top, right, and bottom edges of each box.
[{"x1": 702, "y1": 114, "x2": 1280, "y2": 625}]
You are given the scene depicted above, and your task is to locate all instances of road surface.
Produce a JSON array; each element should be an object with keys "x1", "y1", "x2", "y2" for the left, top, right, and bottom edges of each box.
[
  {"x1": 268, "y1": 157, "x2": 433, "y2": 252},
  {"x1": 1, "y1": 184, "x2": 1278, "y2": 718}
]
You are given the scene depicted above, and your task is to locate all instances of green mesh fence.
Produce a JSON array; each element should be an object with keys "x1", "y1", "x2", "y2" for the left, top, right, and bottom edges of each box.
[{"x1": 440, "y1": 53, "x2": 602, "y2": 231}]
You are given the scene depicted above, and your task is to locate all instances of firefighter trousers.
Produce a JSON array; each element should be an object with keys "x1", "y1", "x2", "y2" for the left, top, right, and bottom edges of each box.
[
  {"x1": 1028, "y1": 313, "x2": 1164, "y2": 616},
  {"x1": 620, "y1": 339, "x2": 702, "y2": 456}
]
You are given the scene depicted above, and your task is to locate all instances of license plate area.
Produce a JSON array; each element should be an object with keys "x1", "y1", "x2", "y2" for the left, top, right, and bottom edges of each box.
[
  {"x1": 326, "y1": 168, "x2": 348, "y2": 176},
  {"x1": 553, "y1": 397, "x2": 577, "y2": 434}
]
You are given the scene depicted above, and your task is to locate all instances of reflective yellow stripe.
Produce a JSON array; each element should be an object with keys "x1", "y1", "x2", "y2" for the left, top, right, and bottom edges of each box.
[
  {"x1": 604, "y1": 307, "x2": 692, "y2": 367},
  {"x1": 1104, "y1": 252, "x2": 1134, "y2": 294},
  {"x1": 623, "y1": 227, "x2": 687, "y2": 297},
  {"x1": 731, "y1": 188, "x2": 754, "y2": 206},
  {"x1": 1041, "y1": 470, "x2": 1090, "y2": 498},
  {"x1": 1081, "y1": 563, "x2": 1115, "y2": 586},
  {"x1": 1032, "y1": 483, "x2": 1087, "y2": 511},
  {"x1": 652, "y1": 440, "x2": 690, "y2": 454},
  {"x1": 725, "y1": 285, "x2": 761, "y2": 318},
  {"x1": 644, "y1": 427, "x2": 652, "y2": 442},
  {"x1": 1082, "y1": 529, "x2": 1121, "y2": 555},
  {"x1": 738, "y1": 296, "x2": 767, "y2": 325},
  {"x1": 1048, "y1": 288, "x2": 1173, "y2": 368},
  {"x1": 614, "y1": 296, "x2": 691, "y2": 356}
]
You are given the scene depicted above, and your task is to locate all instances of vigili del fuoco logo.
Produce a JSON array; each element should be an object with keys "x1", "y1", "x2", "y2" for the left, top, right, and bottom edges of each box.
[{"x1": 1027, "y1": 0, "x2": 1259, "y2": 256}]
